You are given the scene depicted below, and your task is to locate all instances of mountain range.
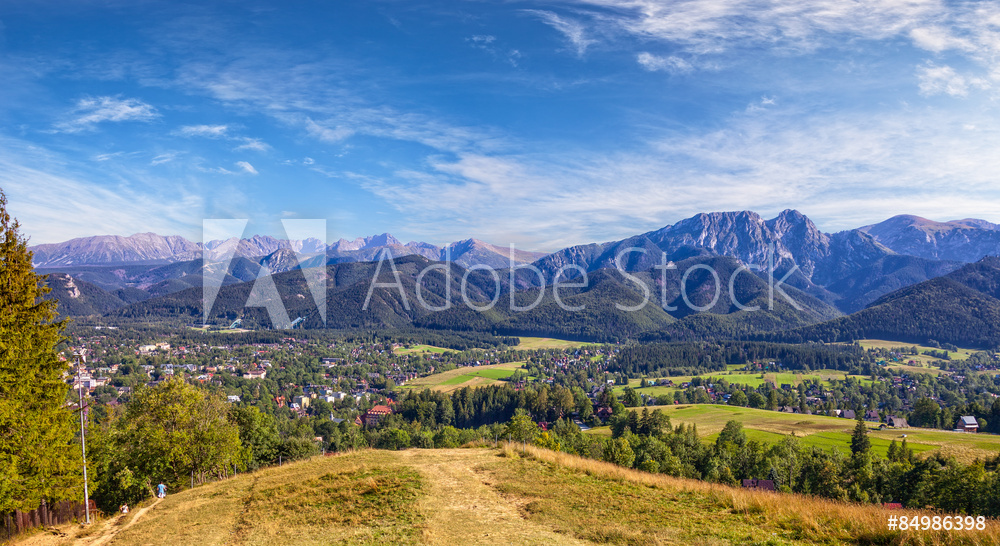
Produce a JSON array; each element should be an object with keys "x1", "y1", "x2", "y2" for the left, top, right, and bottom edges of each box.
[
  {"x1": 32, "y1": 210, "x2": 1000, "y2": 347},
  {"x1": 31, "y1": 232, "x2": 546, "y2": 269}
]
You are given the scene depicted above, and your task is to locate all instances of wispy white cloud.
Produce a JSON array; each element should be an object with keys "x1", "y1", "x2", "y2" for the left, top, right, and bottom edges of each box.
[
  {"x1": 909, "y1": 26, "x2": 974, "y2": 54},
  {"x1": 55, "y1": 95, "x2": 158, "y2": 132},
  {"x1": 175, "y1": 124, "x2": 229, "y2": 137},
  {"x1": 636, "y1": 52, "x2": 692, "y2": 74},
  {"x1": 524, "y1": 10, "x2": 596, "y2": 57},
  {"x1": 574, "y1": 0, "x2": 937, "y2": 53},
  {"x1": 573, "y1": 0, "x2": 1000, "y2": 95},
  {"x1": 92, "y1": 151, "x2": 140, "y2": 162},
  {"x1": 0, "y1": 138, "x2": 204, "y2": 243},
  {"x1": 745, "y1": 95, "x2": 777, "y2": 112},
  {"x1": 150, "y1": 152, "x2": 180, "y2": 165},
  {"x1": 167, "y1": 48, "x2": 512, "y2": 157},
  {"x1": 354, "y1": 105, "x2": 1000, "y2": 250},
  {"x1": 917, "y1": 63, "x2": 989, "y2": 97},
  {"x1": 233, "y1": 137, "x2": 270, "y2": 152},
  {"x1": 174, "y1": 124, "x2": 271, "y2": 153},
  {"x1": 466, "y1": 34, "x2": 522, "y2": 67},
  {"x1": 305, "y1": 117, "x2": 354, "y2": 143},
  {"x1": 235, "y1": 160, "x2": 258, "y2": 174}
]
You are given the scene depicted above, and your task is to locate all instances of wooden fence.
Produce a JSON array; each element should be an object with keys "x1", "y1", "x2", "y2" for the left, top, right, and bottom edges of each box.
[{"x1": 1, "y1": 499, "x2": 97, "y2": 541}]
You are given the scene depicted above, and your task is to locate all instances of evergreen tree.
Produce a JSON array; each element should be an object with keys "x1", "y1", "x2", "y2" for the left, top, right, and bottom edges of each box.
[
  {"x1": 850, "y1": 415, "x2": 871, "y2": 455},
  {"x1": 887, "y1": 439, "x2": 900, "y2": 462},
  {"x1": 0, "y1": 191, "x2": 80, "y2": 512}
]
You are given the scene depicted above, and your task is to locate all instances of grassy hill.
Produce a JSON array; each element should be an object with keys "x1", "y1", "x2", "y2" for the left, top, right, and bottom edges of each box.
[
  {"x1": 18, "y1": 446, "x2": 999, "y2": 545},
  {"x1": 515, "y1": 336, "x2": 597, "y2": 350},
  {"x1": 858, "y1": 339, "x2": 974, "y2": 374},
  {"x1": 400, "y1": 362, "x2": 526, "y2": 393},
  {"x1": 613, "y1": 365, "x2": 875, "y2": 399},
  {"x1": 587, "y1": 404, "x2": 1000, "y2": 463}
]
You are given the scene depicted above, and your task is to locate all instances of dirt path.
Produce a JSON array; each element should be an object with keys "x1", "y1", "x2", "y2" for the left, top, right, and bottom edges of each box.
[
  {"x1": 399, "y1": 449, "x2": 587, "y2": 545},
  {"x1": 16, "y1": 499, "x2": 161, "y2": 546},
  {"x1": 87, "y1": 498, "x2": 160, "y2": 546},
  {"x1": 17, "y1": 450, "x2": 587, "y2": 545}
]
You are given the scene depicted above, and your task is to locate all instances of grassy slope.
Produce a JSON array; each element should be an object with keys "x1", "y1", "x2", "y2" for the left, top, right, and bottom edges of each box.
[
  {"x1": 515, "y1": 336, "x2": 596, "y2": 350},
  {"x1": 20, "y1": 447, "x2": 999, "y2": 545},
  {"x1": 588, "y1": 404, "x2": 1000, "y2": 463},
  {"x1": 394, "y1": 344, "x2": 452, "y2": 356},
  {"x1": 612, "y1": 369, "x2": 875, "y2": 398},
  {"x1": 399, "y1": 362, "x2": 526, "y2": 393},
  {"x1": 858, "y1": 339, "x2": 975, "y2": 362}
]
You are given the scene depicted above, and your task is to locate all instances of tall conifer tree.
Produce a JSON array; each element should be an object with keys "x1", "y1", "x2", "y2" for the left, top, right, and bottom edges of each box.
[{"x1": 0, "y1": 190, "x2": 80, "y2": 511}]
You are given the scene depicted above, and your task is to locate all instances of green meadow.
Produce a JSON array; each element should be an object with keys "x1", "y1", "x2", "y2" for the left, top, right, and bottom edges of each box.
[
  {"x1": 586, "y1": 404, "x2": 999, "y2": 463},
  {"x1": 393, "y1": 344, "x2": 452, "y2": 356},
  {"x1": 612, "y1": 368, "x2": 875, "y2": 398},
  {"x1": 398, "y1": 361, "x2": 526, "y2": 393}
]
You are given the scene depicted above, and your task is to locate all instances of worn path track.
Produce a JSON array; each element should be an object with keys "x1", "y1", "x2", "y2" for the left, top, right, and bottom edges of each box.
[{"x1": 400, "y1": 449, "x2": 586, "y2": 545}]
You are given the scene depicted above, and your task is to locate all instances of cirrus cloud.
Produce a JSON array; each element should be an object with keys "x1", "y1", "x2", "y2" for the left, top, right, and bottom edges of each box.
[{"x1": 55, "y1": 95, "x2": 158, "y2": 132}]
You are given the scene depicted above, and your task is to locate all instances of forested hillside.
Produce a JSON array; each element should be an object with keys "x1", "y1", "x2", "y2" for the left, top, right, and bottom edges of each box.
[{"x1": 768, "y1": 257, "x2": 1000, "y2": 348}]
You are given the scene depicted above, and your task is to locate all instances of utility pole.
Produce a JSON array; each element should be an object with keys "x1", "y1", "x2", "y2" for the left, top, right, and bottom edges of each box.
[{"x1": 77, "y1": 358, "x2": 91, "y2": 524}]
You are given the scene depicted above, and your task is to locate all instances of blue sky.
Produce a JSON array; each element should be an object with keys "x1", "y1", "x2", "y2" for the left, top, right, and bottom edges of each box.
[{"x1": 2, "y1": 0, "x2": 999, "y2": 251}]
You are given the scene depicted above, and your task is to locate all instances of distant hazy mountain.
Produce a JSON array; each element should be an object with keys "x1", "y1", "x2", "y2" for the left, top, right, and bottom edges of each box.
[
  {"x1": 860, "y1": 215, "x2": 1000, "y2": 262},
  {"x1": 31, "y1": 233, "x2": 201, "y2": 267},
  {"x1": 31, "y1": 230, "x2": 550, "y2": 312},
  {"x1": 330, "y1": 233, "x2": 404, "y2": 252},
  {"x1": 203, "y1": 234, "x2": 325, "y2": 261},
  {"x1": 31, "y1": 231, "x2": 546, "y2": 270},
  {"x1": 444, "y1": 238, "x2": 547, "y2": 269}
]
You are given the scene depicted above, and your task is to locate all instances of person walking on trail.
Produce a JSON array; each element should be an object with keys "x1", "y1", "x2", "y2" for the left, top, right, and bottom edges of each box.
[{"x1": 157, "y1": 482, "x2": 167, "y2": 498}]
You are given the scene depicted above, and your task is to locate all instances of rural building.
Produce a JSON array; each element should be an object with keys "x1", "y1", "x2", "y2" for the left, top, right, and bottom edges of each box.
[
  {"x1": 864, "y1": 410, "x2": 880, "y2": 422},
  {"x1": 361, "y1": 405, "x2": 393, "y2": 426},
  {"x1": 886, "y1": 416, "x2": 908, "y2": 428},
  {"x1": 840, "y1": 410, "x2": 856, "y2": 420},
  {"x1": 741, "y1": 479, "x2": 775, "y2": 491},
  {"x1": 956, "y1": 416, "x2": 979, "y2": 433}
]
